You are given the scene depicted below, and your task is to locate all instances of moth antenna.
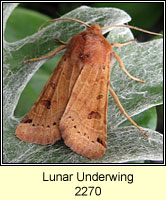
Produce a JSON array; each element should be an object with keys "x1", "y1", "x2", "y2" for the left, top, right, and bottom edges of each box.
[
  {"x1": 102, "y1": 24, "x2": 163, "y2": 36},
  {"x1": 37, "y1": 17, "x2": 90, "y2": 39}
]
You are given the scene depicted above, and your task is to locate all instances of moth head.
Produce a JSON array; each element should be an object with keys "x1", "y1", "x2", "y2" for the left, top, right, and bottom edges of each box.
[{"x1": 88, "y1": 24, "x2": 102, "y2": 35}]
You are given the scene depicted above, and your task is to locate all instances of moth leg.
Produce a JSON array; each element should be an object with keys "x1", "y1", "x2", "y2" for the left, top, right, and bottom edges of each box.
[
  {"x1": 54, "y1": 38, "x2": 68, "y2": 45},
  {"x1": 109, "y1": 87, "x2": 149, "y2": 138},
  {"x1": 24, "y1": 45, "x2": 66, "y2": 63},
  {"x1": 111, "y1": 40, "x2": 135, "y2": 73},
  {"x1": 112, "y1": 52, "x2": 145, "y2": 83},
  {"x1": 111, "y1": 39, "x2": 136, "y2": 48}
]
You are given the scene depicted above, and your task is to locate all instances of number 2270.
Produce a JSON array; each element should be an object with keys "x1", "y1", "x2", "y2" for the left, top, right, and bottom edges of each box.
[{"x1": 75, "y1": 186, "x2": 101, "y2": 196}]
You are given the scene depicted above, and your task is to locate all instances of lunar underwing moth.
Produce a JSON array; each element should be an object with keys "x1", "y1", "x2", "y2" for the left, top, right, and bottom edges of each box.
[{"x1": 15, "y1": 18, "x2": 162, "y2": 159}]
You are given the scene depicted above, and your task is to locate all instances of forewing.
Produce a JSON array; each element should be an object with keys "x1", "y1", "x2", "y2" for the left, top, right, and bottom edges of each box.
[
  {"x1": 60, "y1": 58, "x2": 111, "y2": 158},
  {"x1": 15, "y1": 47, "x2": 84, "y2": 145}
]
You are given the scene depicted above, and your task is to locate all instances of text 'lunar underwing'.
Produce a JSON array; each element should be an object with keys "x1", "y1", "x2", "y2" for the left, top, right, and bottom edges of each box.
[{"x1": 15, "y1": 17, "x2": 162, "y2": 159}]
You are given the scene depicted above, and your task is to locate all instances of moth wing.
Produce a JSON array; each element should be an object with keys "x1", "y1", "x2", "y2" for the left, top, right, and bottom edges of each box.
[
  {"x1": 15, "y1": 51, "x2": 83, "y2": 145},
  {"x1": 60, "y1": 56, "x2": 111, "y2": 159}
]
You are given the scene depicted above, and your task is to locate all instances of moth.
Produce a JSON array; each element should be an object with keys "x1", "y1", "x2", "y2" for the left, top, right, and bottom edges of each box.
[{"x1": 15, "y1": 18, "x2": 162, "y2": 159}]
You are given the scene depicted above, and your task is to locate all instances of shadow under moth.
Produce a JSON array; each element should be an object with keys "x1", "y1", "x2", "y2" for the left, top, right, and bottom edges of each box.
[{"x1": 15, "y1": 18, "x2": 162, "y2": 159}]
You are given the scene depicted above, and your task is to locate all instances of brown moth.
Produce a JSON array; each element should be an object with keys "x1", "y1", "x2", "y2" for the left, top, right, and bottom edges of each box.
[{"x1": 15, "y1": 18, "x2": 162, "y2": 159}]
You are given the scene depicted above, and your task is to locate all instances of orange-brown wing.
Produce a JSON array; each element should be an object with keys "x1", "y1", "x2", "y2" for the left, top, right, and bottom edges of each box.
[
  {"x1": 15, "y1": 44, "x2": 84, "y2": 145},
  {"x1": 60, "y1": 24, "x2": 112, "y2": 159}
]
